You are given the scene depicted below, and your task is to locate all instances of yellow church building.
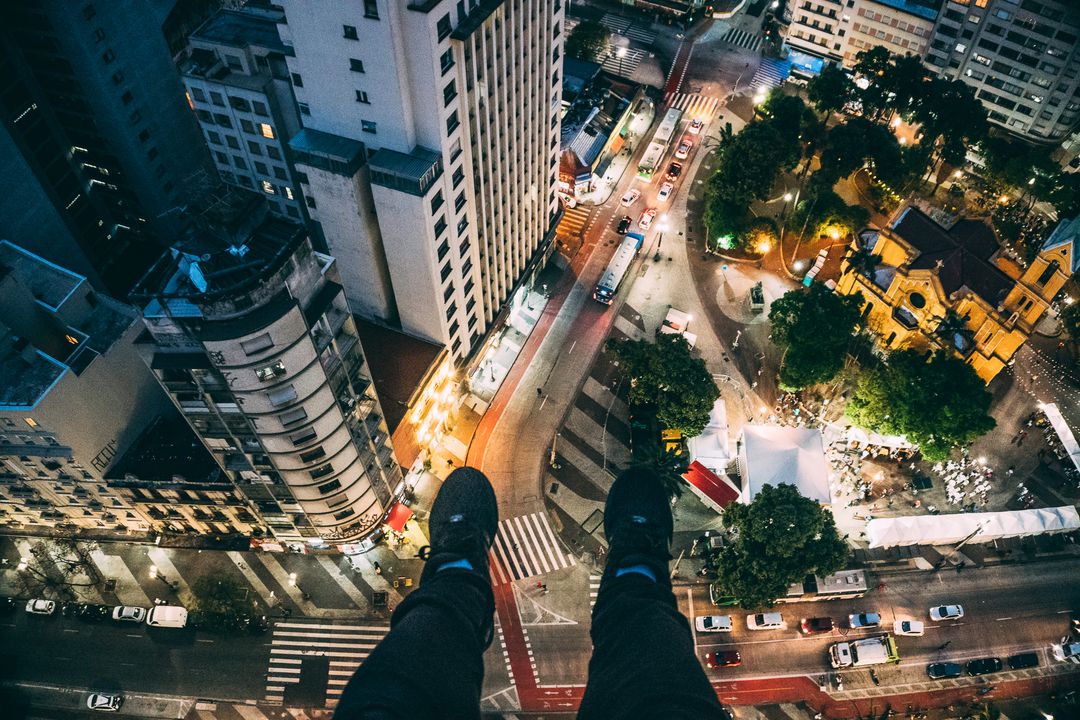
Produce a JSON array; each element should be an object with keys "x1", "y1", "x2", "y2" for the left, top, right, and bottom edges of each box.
[{"x1": 836, "y1": 204, "x2": 1077, "y2": 383}]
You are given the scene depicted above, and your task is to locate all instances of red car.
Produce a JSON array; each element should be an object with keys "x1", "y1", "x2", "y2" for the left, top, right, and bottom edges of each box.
[
  {"x1": 706, "y1": 650, "x2": 742, "y2": 668},
  {"x1": 800, "y1": 617, "x2": 835, "y2": 635}
]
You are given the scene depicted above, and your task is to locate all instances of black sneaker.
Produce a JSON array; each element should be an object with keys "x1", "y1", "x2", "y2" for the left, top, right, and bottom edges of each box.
[
  {"x1": 420, "y1": 467, "x2": 499, "y2": 578},
  {"x1": 602, "y1": 467, "x2": 674, "y2": 577}
]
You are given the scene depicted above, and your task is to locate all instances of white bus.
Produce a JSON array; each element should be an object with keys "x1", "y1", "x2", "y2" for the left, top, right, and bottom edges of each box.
[
  {"x1": 637, "y1": 107, "x2": 683, "y2": 180},
  {"x1": 594, "y1": 232, "x2": 644, "y2": 305}
]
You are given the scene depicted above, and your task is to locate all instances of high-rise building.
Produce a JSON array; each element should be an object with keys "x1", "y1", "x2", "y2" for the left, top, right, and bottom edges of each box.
[
  {"x1": 0, "y1": 1, "x2": 213, "y2": 295},
  {"x1": 0, "y1": 241, "x2": 174, "y2": 533},
  {"x1": 924, "y1": 0, "x2": 1080, "y2": 142},
  {"x1": 130, "y1": 188, "x2": 402, "y2": 544},
  {"x1": 275, "y1": 0, "x2": 564, "y2": 360},
  {"x1": 181, "y1": 6, "x2": 308, "y2": 221},
  {"x1": 783, "y1": 0, "x2": 939, "y2": 74}
]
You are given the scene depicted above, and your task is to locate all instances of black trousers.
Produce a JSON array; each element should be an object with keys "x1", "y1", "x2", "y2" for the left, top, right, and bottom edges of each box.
[{"x1": 334, "y1": 565, "x2": 725, "y2": 720}]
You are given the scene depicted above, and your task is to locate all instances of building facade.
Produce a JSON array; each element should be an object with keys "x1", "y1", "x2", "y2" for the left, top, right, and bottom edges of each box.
[
  {"x1": 182, "y1": 7, "x2": 307, "y2": 221},
  {"x1": 0, "y1": 1, "x2": 213, "y2": 295},
  {"x1": 275, "y1": 0, "x2": 563, "y2": 361},
  {"x1": 131, "y1": 190, "x2": 402, "y2": 544},
  {"x1": 924, "y1": 0, "x2": 1080, "y2": 142},
  {"x1": 0, "y1": 241, "x2": 173, "y2": 534},
  {"x1": 836, "y1": 204, "x2": 1076, "y2": 382},
  {"x1": 785, "y1": 0, "x2": 938, "y2": 74}
]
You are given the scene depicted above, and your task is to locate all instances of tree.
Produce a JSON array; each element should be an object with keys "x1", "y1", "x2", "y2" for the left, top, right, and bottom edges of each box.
[
  {"x1": 806, "y1": 64, "x2": 852, "y2": 122},
  {"x1": 852, "y1": 46, "x2": 894, "y2": 121},
  {"x1": 914, "y1": 77, "x2": 988, "y2": 182},
  {"x1": 1061, "y1": 302, "x2": 1080, "y2": 342},
  {"x1": 769, "y1": 284, "x2": 864, "y2": 389},
  {"x1": 710, "y1": 121, "x2": 792, "y2": 207},
  {"x1": 189, "y1": 575, "x2": 257, "y2": 632},
  {"x1": 790, "y1": 185, "x2": 870, "y2": 241},
  {"x1": 712, "y1": 483, "x2": 848, "y2": 609},
  {"x1": 846, "y1": 349, "x2": 996, "y2": 461},
  {"x1": 702, "y1": 190, "x2": 747, "y2": 250},
  {"x1": 11, "y1": 538, "x2": 104, "y2": 601},
  {"x1": 606, "y1": 332, "x2": 720, "y2": 437},
  {"x1": 565, "y1": 20, "x2": 610, "y2": 62},
  {"x1": 843, "y1": 245, "x2": 882, "y2": 281}
]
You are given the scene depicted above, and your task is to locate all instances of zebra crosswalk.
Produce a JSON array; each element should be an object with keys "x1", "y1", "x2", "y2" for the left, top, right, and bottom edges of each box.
[
  {"x1": 748, "y1": 57, "x2": 792, "y2": 94},
  {"x1": 589, "y1": 575, "x2": 600, "y2": 609},
  {"x1": 723, "y1": 27, "x2": 763, "y2": 52},
  {"x1": 557, "y1": 204, "x2": 592, "y2": 238},
  {"x1": 265, "y1": 620, "x2": 389, "y2": 706},
  {"x1": 600, "y1": 14, "x2": 656, "y2": 45},
  {"x1": 668, "y1": 93, "x2": 722, "y2": 122},
  {"x1": 490, "y1": 512, "x2": 576, "y2": 584},
  {"x1": 600, "y1": 47, "x2": 645, "y2": 78}
]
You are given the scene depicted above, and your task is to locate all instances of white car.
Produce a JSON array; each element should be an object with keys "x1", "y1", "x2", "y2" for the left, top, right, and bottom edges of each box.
[
  {"x1": 112, "y1": 605, "x2": 147, "y2": 623},
  {"x1": 638, "y1": 208, "x2": 657, "y2": 230},
  {"x1": 894, "y1": 619, "x2": 925, "y2": 636},
  {"x1": 657, "y1": 182, "x2": 674, "y2": 203},
  {"x1": 930, "y1": 604, "x2": 964, "y2": 621},
  {"x1": 25, "y1": 599, "x2": 56, "y2": 615},
  {"x1": 675, "y1": 138, "x2": 693, "y2": 159},
  {"x1": 688, "y1": 118, "x2": 704, "y2": 135},
  {"x1": 87, "y1": 693, "x2": 122, "y2": 712},
  {"x1": 746, "y1": 612, "x2": 786, "y2": 630},
  {"x1": 620, "y1": 188, "x2": 641, "y2": 207},
  {"x1": 695, "y1": 615, "x2": 733, "y2": 633}
]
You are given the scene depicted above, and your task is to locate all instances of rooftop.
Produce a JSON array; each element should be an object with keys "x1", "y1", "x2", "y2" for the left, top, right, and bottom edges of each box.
[
  {"x1": 369, "y1": 146, "x2": 443, "y2": 197},
  {"x1": 192, "y1": 9, "x2": 285, "y2": 52},
  {"x1": 869, "y1": 0, "x2": 941, "y2": 22},
  {"x1": 739, "y1": 425, "x2": 832, "y2": 505},
  {"x1": 105, "y1": 414, "x2": 225, "y2": 485},
  {"x1": 355, "y1": 319, "x2": 445, "y2": 435},
  {"x1": 1041, "y1": 215, "x2": 1080, "y2": 273},
  {"x1": 891, "y1": 206, "x2": 1014, "y2": 305},
  {"x1": 0, "y1": 328, "x2": 67, "y2": 411},
  {"x1": 0, "y1": 240, "x2": 84, "y2": 311},
  {"x1": 289, "y1": 129, "x2": 367, "y2": 177}
]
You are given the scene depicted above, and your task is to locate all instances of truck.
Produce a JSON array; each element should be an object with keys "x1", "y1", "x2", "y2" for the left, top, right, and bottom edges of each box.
[{"x1": 829, "y1": 635, "x2": 899, "y2": 669}]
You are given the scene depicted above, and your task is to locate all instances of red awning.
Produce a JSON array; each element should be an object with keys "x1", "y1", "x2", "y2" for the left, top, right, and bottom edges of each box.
[
  {"x1": 385, "y1": 502, "x2": 413, "y2": 532},
  {"x1": 683, "y1": 461, "x2": 740, "y2": 510}
]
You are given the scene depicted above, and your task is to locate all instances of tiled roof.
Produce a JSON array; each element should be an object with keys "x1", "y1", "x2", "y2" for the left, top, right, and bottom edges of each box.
[{"x1": 1041, "y1": 215, "x2": 1080, "y2": 273}]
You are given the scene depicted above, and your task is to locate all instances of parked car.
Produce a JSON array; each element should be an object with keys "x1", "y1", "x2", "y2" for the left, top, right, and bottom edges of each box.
[
  {"x1": 706, "y1": 650, "x2": 742, "y2": 668},
  {"x1": 620, "y1": 188, "x2": 641, "y2": 206},
  {"x1": 688, "y1": 118, "x2": 704, "y2": 135},
  {"x1": 1007, "y1": 652, "x2": 1040, "y2": 670},
  {"x1": 746, "y1": 612, "x2": 786, "y2": 630},
  {"x1": 848, "y1": 612, "x2": 880, "y2": 629},
  {"x1": 800, "y1": 617, "x2": 834, "y2": 635},
  {"x1": 966, "y1": 657, "x2": 1003, "y2": 676},
  {"x1": 893, "y1": 619, "x2": 925, "y2": 636},
  {"x1": 78, "y1": 604, "x2": 112, "y2": 622},
  {"x1": 616, "y1": 216, "x2": 632, "y2": 234},
  {"x1": 25, "y1": 599, "x2": 56, "y2": 616},
  {"x1": 930, "y1": 605, "x2": 964, "y2": 621},
  {"x1": 86, "y1": 693, "x2": 122, "y2": 712},
  {"x1": 657, "y1": 182, "x2": 674, "y2": 203},
  {"x1": 665, "y1": 162, "x2": 683, "y2": 180},
  {"x1": 638, "y1": 208, "x2": 657, "y2": 230},
  {"x1": 695, "y1": 615, "x2": 733, "y2": 633},
  {"x1": 675, "y1": 138, "x2": 693, "y2": 159},
  {"x1": 112, "y1": 606, "x2": 146, "y2": 623},
  {"x1": 926, "y1": 662, "x2": 963, "y2": 680}
]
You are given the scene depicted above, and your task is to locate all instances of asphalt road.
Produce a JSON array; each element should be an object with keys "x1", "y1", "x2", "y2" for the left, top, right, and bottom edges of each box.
[{"x1": 0, "y1": 610, "x2": 270, "y2": 703}]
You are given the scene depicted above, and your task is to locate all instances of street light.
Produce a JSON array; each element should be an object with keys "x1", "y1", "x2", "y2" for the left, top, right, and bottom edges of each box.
[
  {"x1": 17, "y1": 557, "x2": 29, "y2": 572},
  {"x1": 288, "y1": 571, "x2": 311, "y2": 600},
  {"x1": 783, "y1": 192, "x2": 793, "y2": 202}
]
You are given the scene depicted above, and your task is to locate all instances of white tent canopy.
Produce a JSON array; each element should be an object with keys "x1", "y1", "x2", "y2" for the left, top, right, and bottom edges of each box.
[
  {"x1": 688, "y1": 398, "x2": 730, "y2": 474},
  {"x1": 738, "y1": 425, "x2": 832, "y2": 505},
  {"x1": 1041, "y1": 402, "x2": 1080, "y2": 473},
  {"x1": 844, "y1": 426, "x2": 912, "y2": 449},
  {"x1": 866, "y1": 506, "x2": 1080, "y2": 548}
]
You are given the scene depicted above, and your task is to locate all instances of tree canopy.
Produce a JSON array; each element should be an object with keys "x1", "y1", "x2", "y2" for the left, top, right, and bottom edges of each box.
[
  {"x1": 817, "y1": 117, "x2": 903, "y2": 186},
  {"x1": 565, "y1": 20, "x2": 610, "y2": 62},
  {"x1": 789, "y1": 184, "x2": 870, "y2": 241},
  {"x1": 769, "y1": 284, "x2": 864, "y2": 390},
  {"x1": 190, "y1": 575, "x2": 257, "y2": 632},
  {"x1": 845, "y1": 349, "x2": 996, "y2": 461},
  {"x1": 1061, "y1": 302, "x2": 1080, "y2": 342},
  {"x1": 806, "y1": 64, "x2": 852, "y2": 120},
  {"x1": 607, "y1": 332, "x2": 719, "y2": 437},
  {"x1": 712, "y1": 483, "x2": 849, "y2": 608}
]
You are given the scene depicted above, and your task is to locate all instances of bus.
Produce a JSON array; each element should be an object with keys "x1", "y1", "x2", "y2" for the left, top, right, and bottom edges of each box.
[
  {"x1": 593, "y1": 232, "x2": 644, "y2": 305},
  {"x1": 636, "y1": 107, "x2": 684, "y2": 180}
]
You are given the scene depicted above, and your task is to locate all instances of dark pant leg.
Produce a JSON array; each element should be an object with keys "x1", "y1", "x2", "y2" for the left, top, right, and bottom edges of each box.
[
  {"x1": 334, "y1": 568, "x2": 493, "y2": 720},
  {"x1": 578, "y1": 573, "x2": 726, "y2": 720}
]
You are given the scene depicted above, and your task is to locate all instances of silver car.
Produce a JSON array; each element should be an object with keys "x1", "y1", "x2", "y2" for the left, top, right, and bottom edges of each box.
[
  {"x1": 112, "y1": 605, "x2": 147, "y2": 623},
  {"x1": 25, "y1": 599, "x2": 56, "y2": 615},
  {"x1": 87, "y1": 693, "x2": 122, "y2": 711}
]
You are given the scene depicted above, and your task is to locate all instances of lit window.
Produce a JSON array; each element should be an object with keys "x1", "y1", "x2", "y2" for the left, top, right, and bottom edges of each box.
[
  {"x1": 24, "y1": 418, "x2": 38, "y2": 428},
  {"x1": 284, "y1": 186, "x2": 294, "y2": 200},
  {"x1": 259, "y1": 123, "x2": 274, "y2": 139},
  {"x1": 261, "y1": 180, "x2": 276, "y2": 195}
]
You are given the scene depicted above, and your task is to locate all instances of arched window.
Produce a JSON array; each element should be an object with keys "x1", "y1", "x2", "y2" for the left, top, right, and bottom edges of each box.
[{"x1": 1036, "y1": 260, "x2": 1059, "y2": 287}]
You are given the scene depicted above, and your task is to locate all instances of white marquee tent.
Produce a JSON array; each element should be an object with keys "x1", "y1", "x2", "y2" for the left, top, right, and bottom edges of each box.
[
  {"x1": 1041, "y1": 402, "x2": 1080, "y2": 473},
  {"x1": 738, "y1": 425, "x2": 832, "y2": 505},
  {"x1": 866, "y1": 506, "x2": 1080, "y2": 548},
  {"x1": 688, "y1": 398, "x2": 730, "y2": 473}
]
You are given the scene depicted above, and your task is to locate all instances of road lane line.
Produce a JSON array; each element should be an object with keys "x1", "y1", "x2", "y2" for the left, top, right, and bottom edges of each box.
[
  {"x1": 996, "y1": 617, "x2": 1013, "y2": 621},
  {"x1": 126, "y1": 633, "x2": 141, "y2": 638}
]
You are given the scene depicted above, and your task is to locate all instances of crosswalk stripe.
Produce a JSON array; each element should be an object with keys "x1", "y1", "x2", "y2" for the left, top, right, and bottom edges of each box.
[
  {"x1": 600, "y1": 13, "x2": 631, "y2": 33},
  {"x1": 274, "y1": 622, "x2": 388, "y2": 631},
  {"x1": 517, "y1": 514, "x2": 552, "y2": 574},
  {"x1": 669, "y1": 94, "x2": 722, "y2": 121},
  {"x1": 265, "y1": 621, "x2": 388, "y2": 706},
  {"x1": 490, "y1": 512, "x2": 575, "y2": 583},
  {"x1": 271, "y1": 648, "x2": 373, "y2": 659},
  {"x1": 529, "y1": 513, "x2": 560, "y2": 572},
  {"x1": 273, "y1": 630, "x2": 387, "y2": 639},
  {"x1": 723, "y1": 27, "x2": 763, "y2": 52}
]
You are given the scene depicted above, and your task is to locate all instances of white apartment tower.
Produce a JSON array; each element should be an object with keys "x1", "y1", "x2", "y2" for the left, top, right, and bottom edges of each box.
[{"x1": 276, "y1": 0, "x2": 564, "y2": 360}]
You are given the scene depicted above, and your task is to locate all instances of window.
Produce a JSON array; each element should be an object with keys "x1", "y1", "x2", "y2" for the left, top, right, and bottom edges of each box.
[
  {"x1": 333, "y1": 508, "x2": 355, "y2": 521},
  {"x1": 437, "y1": 13, "x2": 452, "y2": 41},
  {"x1": 364, "y1": 0, "x2": 379, "y2": 20},
  {"x1": 254, "y1": 161, "x2": 269, "y2": 175},
  {"x1": 101, "y1": 49, "x2": 116, "y2": 64},
  {"x1": 259, "y1": 123, "x2": 275, "y2": 139},
  {"x1": 214, "y1": 113, "x2": 232, "y2": 128},
  {"x1": 240, "y1": 119, "x2": 255, "y2": 134},
  {"x1": 434, "y1": 216, "x2": 447, "y2": 237},
  {"x1": 455, "y1": 191, "x2": 466, "y2": 212},
  {"x1": 261, "y1": 180, "x2": 276, "y2": 195},
  {"x1": 446, "y1": 303, "x2": 457, "y2": 321},
  {"x1": 226, "y1": 135, "x2": 240, "y2": 149},
  {"x1": 452, "y1": 166, "x2": 464, "y2": 188},
  {"x1": 309, "y1": 463, "x2": 334, "y2": 479},
  {"x1": 255, "y1": 360, "x2": 286, "y2": 381},
  {"x1": 111, "y1": 70, "x2": 124, "y2": 85},
  {"x1": 361, "y1": 120, "x2": 377, "y2": 134},
  {"x1": 318, "y1": 478, "x2": 342, "y2": 494},
  {"x1": 440, "y1": 49, "x2": 455, "y2": 75},
  {"x1": 278, "y1": 407, "x2": 308, "y2": 427},
  {"x1": 248, "y1": 140, "x2": 263, "y2": 155},
  {"x1": 440, "y1": 262, "x2": 453, "y2": 282},
  {"x1": 215, "y1": 150, "x2": 228, "y2": 164},
  {"x1": 457, "y1": 216, "x2": 469, "y2": 234},
  {"x1": 444, "y1": 284, "x2": 455, "y2": 302},
  {"x1": 129, "y1": 110, "x2": 142, "y2": 124},
  {"x1": 298, "y1": 102, "x2": 311, "y2": 116},
  {"x1": 207, "y1": 130, "x2": 221, "y2": 145},
  {"x1": 291, "y1": 72, "x2": 303, "y2": 87},
  {"x1": 290, "y1": 427, "x2": 318, "y2": 445},
  {"x1": 209, "y1": 91, "x2": 224, "y2": 107},
  {"x1": 1037, "y1": 260, "x2": 1059, "y2": 286},
  {"x1": 272, "y1": 165, "x2": 287, "y2": 180},
  {"x1": 306, "y1": 196, "x2": 317, "y2": 209},
  {"x1": 252, "y1": 100, "x2": 268, "y2": 116},
  {"x1": 139, "y1": 128, "x2": 151, "y2": 143},
  {"x1": 350, "y1": 58, "x2": 365, "y2": 73},
  {"x1": 438, "y1": 239, "x2": 450, "y2": 261},
  {"x1": 449, "y1": 137, "x2": 462, "y2": 161},
  {"x1": 284, "y1": 186, "x2": 294, "y2": 200},
  {"x1": 443, "y1": 80, "x2": 457, "y2": 106},
  {"x1": 356, "y1": 90, "x2": 369, "y2": 104},
  {"x1": 267, "y1": 384, "x2": 298, "y2": 407},
  {"x1": 431, "y1": 190, "x2": 445, "y2": 214},
  {"x1": 225, "y1": 54, "x2": 243, "y2": 71},
  {"x1": 267, "y1": 146, "x2": 282, "y2": 161},
  {"x1": 343, "y1": 24, "x2": 359, "y2": 40},
  {"x1": 300, "y1": 447, "x2": 327, "y2": 463},
  {"x1": 190, "y1": 87, "x2": 206, "y2": 103},
  {"x1": 446, "y1": 110, "x2": 460, "y2": 134}
]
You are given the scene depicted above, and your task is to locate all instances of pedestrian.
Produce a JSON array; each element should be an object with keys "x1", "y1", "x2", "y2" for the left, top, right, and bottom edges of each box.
[
  {"x1": 938, "y1": 641, "x2": 951, "y2": 651},
  {"x1": 537, "y1": 387, "x2": 542, "y2": 397}
]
